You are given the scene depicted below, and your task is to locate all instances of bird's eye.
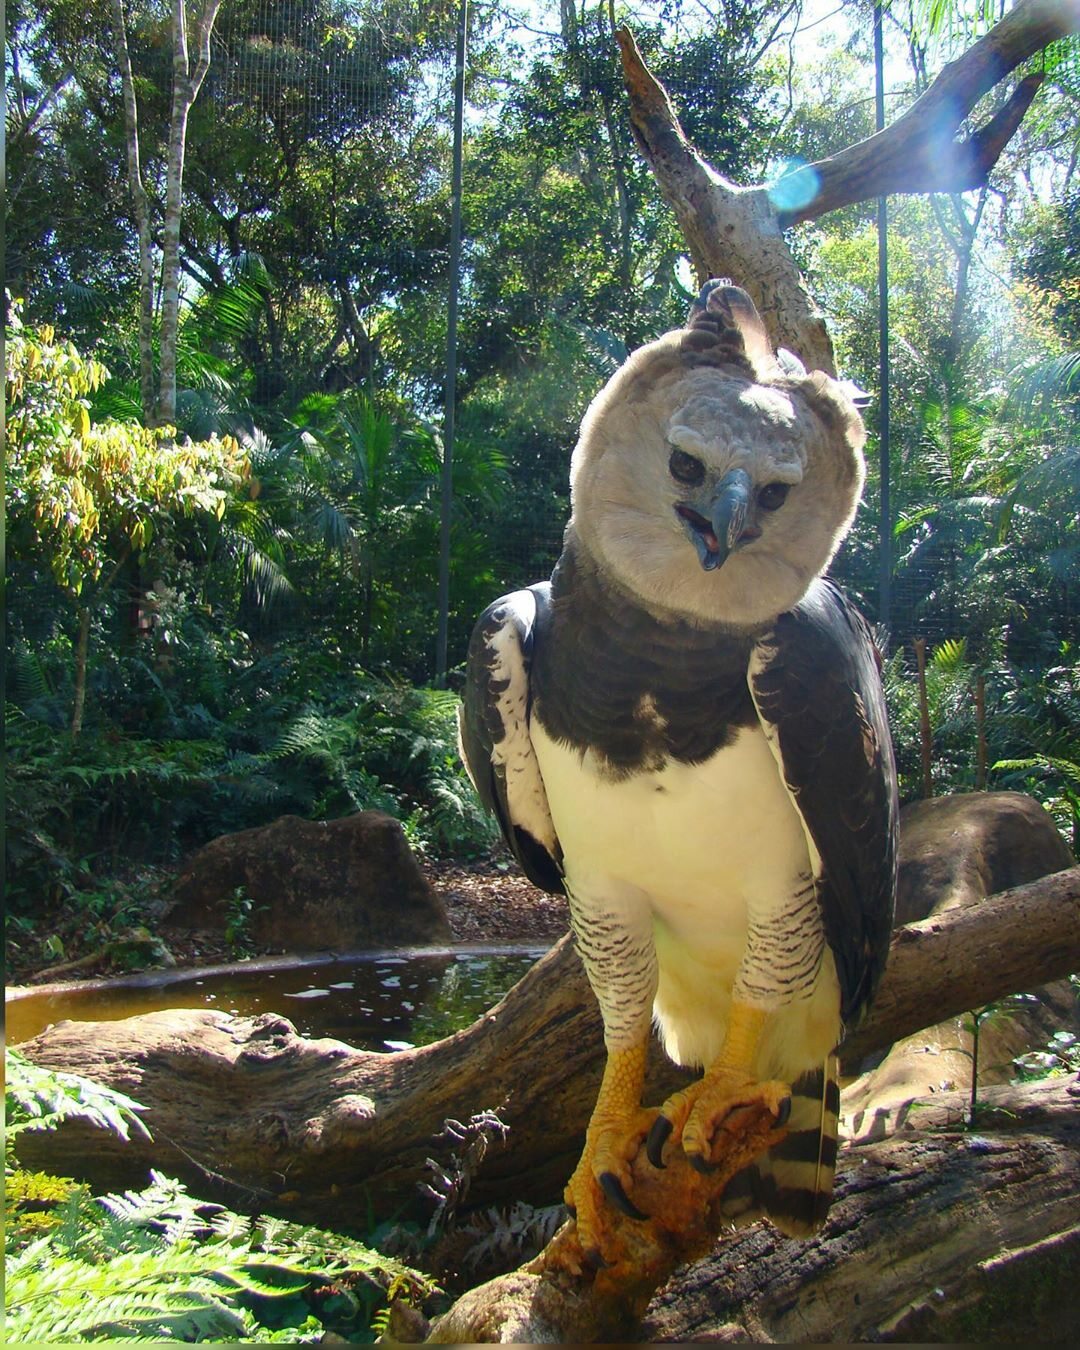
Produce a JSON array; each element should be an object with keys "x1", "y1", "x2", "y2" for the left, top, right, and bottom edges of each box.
[
  {"x1": 758, "y1": 482, "x2": 790, "y2": 511},
  {"x1": 668, "y1": 449, "x2": 705, "y2": 485}
]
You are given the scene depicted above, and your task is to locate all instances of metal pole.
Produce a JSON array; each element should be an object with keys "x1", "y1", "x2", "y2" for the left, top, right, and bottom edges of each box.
[
  {"x1": 436, "y1": 0, "x2": 468, "y2": 687},
  {"x1": 875, "y1": 1, "x2": 892, "y2": 629}
]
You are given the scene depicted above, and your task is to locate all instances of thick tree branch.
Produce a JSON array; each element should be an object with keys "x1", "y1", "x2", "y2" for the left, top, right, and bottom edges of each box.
[
  {"x1": 783, "y1": 64, "x2": 1047, "y2": 228},
  {"x1": 15, "y1": 864, "x2": 1080, "y2": 1226},
  {"x1": 841, "y1": 863, "x2": 1080, "y2": 1065},
  {"x1": 641, "y1": 1077, "x2": 1080, "y2": 1345},
  {"x1": 615, "y1": 22, "x2": 836, "y2": 371},
  {"x1": 421, "y1": 1078, "x2": 1080, "y2": 1344},
  {"x1": 614, "y1": 0, "x2": 1080, "y2": 366}
]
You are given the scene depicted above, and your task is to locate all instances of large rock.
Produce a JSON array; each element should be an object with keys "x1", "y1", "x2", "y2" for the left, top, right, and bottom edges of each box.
[
  {"x1": 166, "y1": 811, "x2": 452, "y2": 950},
  {"x1": 895, "y1": 789, "x2": 1074, "y2": 926},
  {"x1": 845, "y1": 789, "x2": 1076, "y2": 1139}
]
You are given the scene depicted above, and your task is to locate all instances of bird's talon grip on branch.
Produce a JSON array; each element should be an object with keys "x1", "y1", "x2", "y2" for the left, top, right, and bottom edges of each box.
[
  {"x1": 646, "y1": 1114, "x2": 673, "y2": 1167},
  {"x1": 599, "y1": 1170, "x2": 648, "y2": 1220}
]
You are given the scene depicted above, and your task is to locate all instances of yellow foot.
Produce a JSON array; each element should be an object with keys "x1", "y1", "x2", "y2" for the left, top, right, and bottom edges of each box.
[
  {"x1": 647, "y1": 1071, "x2": 791, "y2": 1173},
  {"x1": 564, "y1": 1105, "x2": 656, "y2": 1265}
]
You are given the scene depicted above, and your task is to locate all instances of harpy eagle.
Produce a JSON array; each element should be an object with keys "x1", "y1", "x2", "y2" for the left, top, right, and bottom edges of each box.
[{"x1": 459, "y1": 280, "x2": 898, "y2": 1256}]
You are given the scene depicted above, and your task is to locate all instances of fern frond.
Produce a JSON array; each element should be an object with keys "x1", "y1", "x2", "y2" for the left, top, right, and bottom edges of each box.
[{"x1": 5, "y1": 1047, "x2": 151, "y2": 1142}]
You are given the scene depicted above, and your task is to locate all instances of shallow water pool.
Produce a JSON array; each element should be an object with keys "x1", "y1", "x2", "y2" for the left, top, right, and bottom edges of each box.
[{"x1": 6, "y1": 944, "x2": 549, "y2": 1052}]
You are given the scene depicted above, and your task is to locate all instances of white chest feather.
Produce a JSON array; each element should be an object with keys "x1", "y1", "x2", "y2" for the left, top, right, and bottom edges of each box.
[
  {"x1": 531, "y1": 718, "x2": 809, "y2": 937},
  {"x1": 530, "y1": 717, "x2": 837, "y2": 1072}
]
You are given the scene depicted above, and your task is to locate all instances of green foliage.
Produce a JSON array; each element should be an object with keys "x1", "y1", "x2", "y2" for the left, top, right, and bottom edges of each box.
[
  {"x1": 1014, "y1": 1029, "x2": 1080, "y2": 1082},
  {"x1": 224, "y1": 885, "x2": 264, "y2": 957},
  {"x1": 5, "y1": 300, "x2": 250, "y2": 598},
  {"x1": 962, "y1": 989, "x2": 1080, "y2": 1127},
  {"x1": 5, "y1": 615, "x2": 497, "y2": 977},
  {"x1": 992, "y1": 650, "x2": 1080, "y2": 849},
  {"x1": 6, "y1": 0, "x2": 1080, "y2": 980},
  {"x1": 4, "y1": 1049, "x2": 435, "y2": 1342},
  {"x1": 5, "y1": 1047, "x2": 152, "y2": 1146},
  {"x1": 879, "y1": 633, "x2": 1080, "y2": 845}
]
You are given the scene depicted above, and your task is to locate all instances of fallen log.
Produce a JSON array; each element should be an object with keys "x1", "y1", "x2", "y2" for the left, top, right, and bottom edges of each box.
[
  {"x1": 423, "y1": 1077, "x2": 1080, "y2": 1344},
  {"x1": 15, "y1": 863, "x2": 1080, "y2": 1229}
]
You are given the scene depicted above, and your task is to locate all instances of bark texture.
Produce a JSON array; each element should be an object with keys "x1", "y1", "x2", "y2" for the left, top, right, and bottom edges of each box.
[
  {"x1": 616, "y1": 23, "x2": 834, "y2": 374},
  {"x1": 159, "y1": 0, "x2": 223, "y2": 426},
  {"x1": 110, "y1": 0, "x2": 158, "y2": 423},
  {"x1": 420, "y1": 1078, "x2": 1080, "y2": 1344},
  {"x1": 641, "y1": 1078, "x2": 1080, "y2": 1344}
]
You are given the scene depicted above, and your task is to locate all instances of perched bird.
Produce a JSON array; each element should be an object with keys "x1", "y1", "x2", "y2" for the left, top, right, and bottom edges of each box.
[{"x1": 459, "y1": 280, "x2": 898, "y2": 1257}]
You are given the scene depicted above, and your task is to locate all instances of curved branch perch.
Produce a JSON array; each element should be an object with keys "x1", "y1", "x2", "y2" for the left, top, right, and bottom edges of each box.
[
  {"x1": 614, "y1": 0, "x2": 1079, "y2": 365},
  {"x1": 781, "y1": 0, "x2": 1078, "y2": 225},
  {"x1": 614, "y1": 25, "x2": 836, "y2": 374},
  {"x1": 15, "y1": 865, "x2": 1080, "y2": 1222}
]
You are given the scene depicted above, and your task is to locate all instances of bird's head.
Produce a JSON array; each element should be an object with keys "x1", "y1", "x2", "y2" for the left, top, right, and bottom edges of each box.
[{"x1": 568, "y1": 280, "x2": 867, "y2": 629}]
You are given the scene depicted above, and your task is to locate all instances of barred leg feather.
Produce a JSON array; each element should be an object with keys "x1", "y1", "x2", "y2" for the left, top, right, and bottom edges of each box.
[{"x1": 718, "y1": 1052, "x2": 840, "y2": 1237}]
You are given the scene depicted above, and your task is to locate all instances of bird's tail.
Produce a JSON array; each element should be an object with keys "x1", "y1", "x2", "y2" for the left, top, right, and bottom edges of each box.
[{"x1": 717, "y1": 1052, "x2": 840, "y2": 1237}]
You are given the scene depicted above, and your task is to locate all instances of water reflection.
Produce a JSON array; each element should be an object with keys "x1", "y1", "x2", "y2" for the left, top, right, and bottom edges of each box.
[{"x1": 6, "y1": 946, "x2": 547, "y2": 1052}]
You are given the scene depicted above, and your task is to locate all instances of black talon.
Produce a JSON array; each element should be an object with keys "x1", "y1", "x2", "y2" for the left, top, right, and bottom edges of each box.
[
  {"x1": 646, "y1": 1115, "x2": 672, "y2": 1168},
  {"x1": 775, "y1": 1096, "x2": 792, "y2": 1126},
  {"x1": 599, "y1": 1170, "x2": 648, "y2": 1220},
  {"x1": 689, "y1": 1152, "x2": 719, "y2": 1174},
  {"x1": 582, "y1": 1245, "x2": 611, "y2": 1271}
]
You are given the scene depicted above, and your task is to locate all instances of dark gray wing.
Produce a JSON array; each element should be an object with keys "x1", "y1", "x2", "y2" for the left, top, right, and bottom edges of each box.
[
  {"x1": 458, "y1": 585, "x2": 565, "y2": 895},
  {"x1": 750, "y1": 578, "x2": 898, "y2": 1025}
]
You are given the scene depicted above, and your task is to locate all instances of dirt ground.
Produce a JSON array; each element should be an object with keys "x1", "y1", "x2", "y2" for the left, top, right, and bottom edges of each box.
[
  {"x1": 425, "y1": 856, "x2": 571, "y2": 944},
  {"x1": 159, "y1": 857, "x2": 571, "y2": 973}
]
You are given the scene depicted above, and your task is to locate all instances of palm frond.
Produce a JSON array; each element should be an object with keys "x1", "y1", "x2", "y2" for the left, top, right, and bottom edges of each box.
[
  {"x1": 930, "y1": 636, "x2": 968, "y2": 673},
  {"x1": 1008, "y1": 352, "x2": 1080, "y2": 424}
]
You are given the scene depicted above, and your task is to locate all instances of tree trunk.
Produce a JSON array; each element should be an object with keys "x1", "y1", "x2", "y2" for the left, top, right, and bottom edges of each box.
[
  {"x1": 158, "y1": 0, "x2": 224, "y2": 427},
  {"x1": 111, "y1": 0, "x2": 159, "y2": 425},
  {"x1": 70, "y1": 606, "x2": 91, "y2": 740}
]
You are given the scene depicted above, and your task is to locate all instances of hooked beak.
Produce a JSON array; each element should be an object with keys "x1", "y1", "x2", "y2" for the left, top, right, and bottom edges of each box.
[{"x1": 676, "y1": 468, "x2": 755, "y2": 572}]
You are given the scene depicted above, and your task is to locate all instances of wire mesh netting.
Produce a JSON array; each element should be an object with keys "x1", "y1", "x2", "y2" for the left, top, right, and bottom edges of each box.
[{"x1": 9, "y1": 0, "x2": 1078, "y2": 685}]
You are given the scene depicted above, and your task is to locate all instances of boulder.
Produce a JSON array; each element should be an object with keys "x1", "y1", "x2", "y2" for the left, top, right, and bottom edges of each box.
[
  {"x1": 845, "y1": 789, "x2": 1077, "y2": 1140},
  {"x1": 165, "y1": 811, "x2": 452, "y2": 950},
  {"x1": 894, "y1": 788, "x2": 1074, "y2": 925}
]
